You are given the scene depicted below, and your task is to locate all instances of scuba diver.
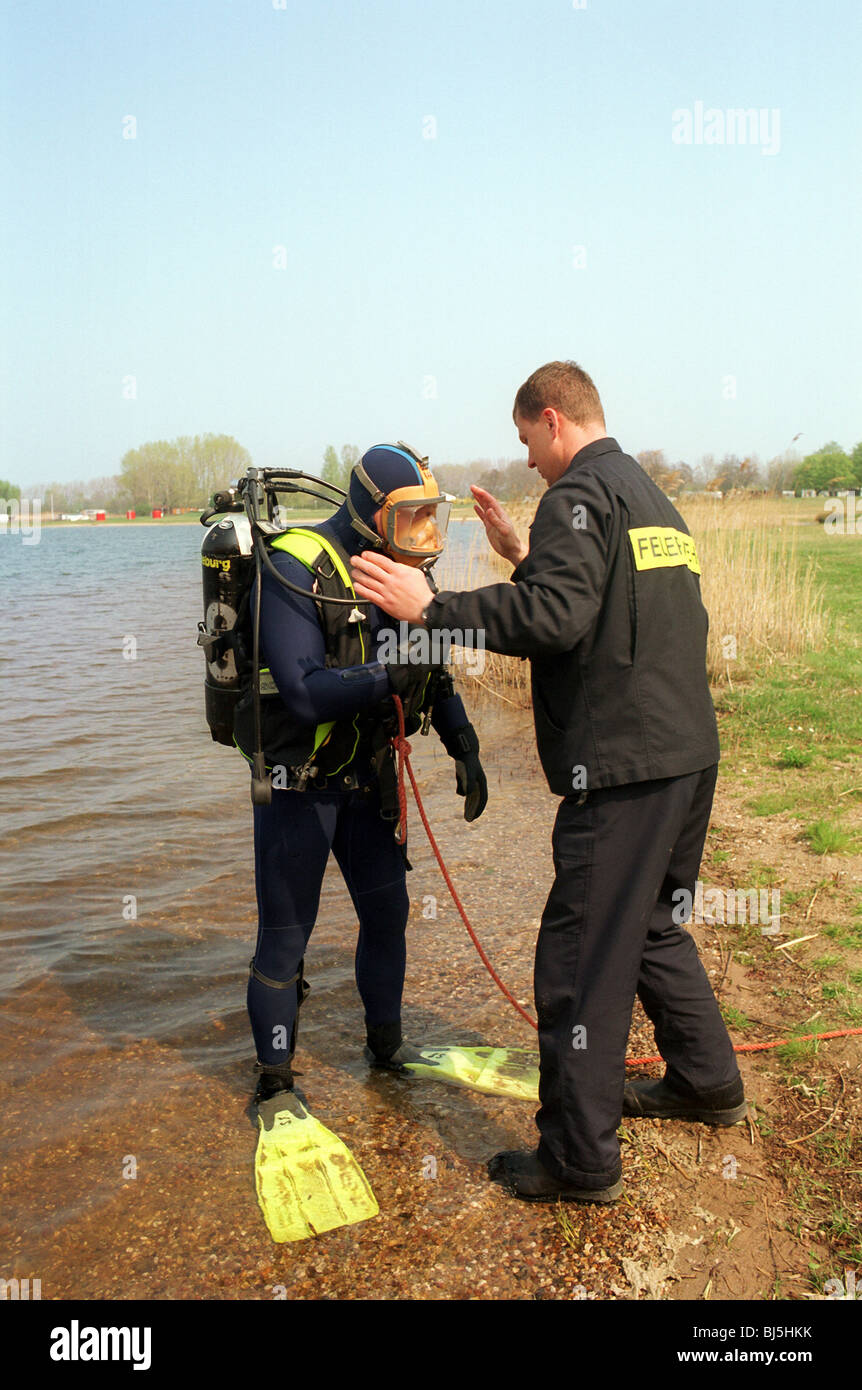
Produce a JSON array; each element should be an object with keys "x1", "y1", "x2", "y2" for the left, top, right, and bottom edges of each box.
[
  {"x1": 231, "y1": 443, "x2": 488, "y2": 1112},
  {"x1": 198, "y1": 442, "x2": 516, "y2": 1240}
]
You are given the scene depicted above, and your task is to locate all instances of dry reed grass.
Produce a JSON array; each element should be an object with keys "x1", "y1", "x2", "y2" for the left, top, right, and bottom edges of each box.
[
  {"x1": 438, "y1": 502, "x2": 537, "y2": 707},
  {"x1": 438, "y1": 492, "x2": 827, "y2": 704},
  {"x1": 678, "y1": 493, "x2": 827, "y2": 685}
]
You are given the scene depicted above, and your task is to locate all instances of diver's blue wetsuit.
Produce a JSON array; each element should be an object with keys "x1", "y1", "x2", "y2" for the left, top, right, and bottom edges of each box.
[{"x1": 247, "y1": 507, "x2": 468, "y2": 1067}]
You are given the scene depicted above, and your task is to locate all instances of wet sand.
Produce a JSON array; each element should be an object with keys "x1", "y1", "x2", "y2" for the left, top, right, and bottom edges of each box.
[{"x1": 1, "y1": 703, "x2": 676, "y2": 1300}]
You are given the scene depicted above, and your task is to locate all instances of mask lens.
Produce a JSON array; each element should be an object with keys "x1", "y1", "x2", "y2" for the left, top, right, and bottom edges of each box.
[{"x1": 390, "y1": 499, "x2": 450, "y2": 555}]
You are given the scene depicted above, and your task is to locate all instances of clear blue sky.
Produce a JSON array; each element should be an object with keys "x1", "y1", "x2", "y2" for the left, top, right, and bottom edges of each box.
[{"x1": 2, "y1": 0, "x2": 860, "y2": 487}]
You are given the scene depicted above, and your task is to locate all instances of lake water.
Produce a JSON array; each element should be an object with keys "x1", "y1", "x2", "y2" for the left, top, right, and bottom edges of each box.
[{"x1": 0, "y1": 517, "x2": 519, "y2": 1074}]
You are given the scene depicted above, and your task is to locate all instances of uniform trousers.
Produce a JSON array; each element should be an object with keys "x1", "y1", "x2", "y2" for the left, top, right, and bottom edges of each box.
[{"x1": 534, "y1": 763, "x2": 740, "y2": 1188}]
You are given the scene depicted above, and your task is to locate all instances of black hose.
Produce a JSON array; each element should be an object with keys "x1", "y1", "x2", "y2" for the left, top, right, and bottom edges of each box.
[
  {"x1": 243, "y1": 469, "x2": 379, "y2": 609},
  {"x1": 250, "y1": 540, "x2": 271, "y2": 806},
  {"x1": 253, "y1": 531, "x2": 374, "y2": 608}
]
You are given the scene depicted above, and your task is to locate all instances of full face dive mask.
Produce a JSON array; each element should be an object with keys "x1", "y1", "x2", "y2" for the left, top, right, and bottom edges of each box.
[{"x1": 348, "y1": 442, "x2": 451, "y2": 566}]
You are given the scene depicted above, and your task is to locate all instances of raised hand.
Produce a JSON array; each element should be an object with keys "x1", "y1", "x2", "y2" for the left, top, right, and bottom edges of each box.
[{"x1": 470, "y1": 485, "x2": 528, "y2": 567}]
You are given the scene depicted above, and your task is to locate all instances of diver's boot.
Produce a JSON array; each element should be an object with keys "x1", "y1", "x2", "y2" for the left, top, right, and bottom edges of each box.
[
  {"x1": 364, "y1": 1021, "x2": 424, "y2": 1073},
  {"x1": 253, "y1": 1060, "x2": 296, "y2": 1106},
  {"x1": 623, "y1": 1074, "x2": 747, "y2": 1125},
  {"x1": 250, "y1": 955, "x2": 309, "y2": 1106}
]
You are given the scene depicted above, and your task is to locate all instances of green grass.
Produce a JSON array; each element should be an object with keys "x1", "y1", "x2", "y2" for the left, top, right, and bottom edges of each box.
[
  {"x1": 747, "y1": 792, "x2": 796, "y2": 816},
  {"x1": 810, "y1": 955, "x2": 842, "y2": 972},
  {"x1": 42, "y1": 512, "x2": 204, "y2": 526},
  {"x1": 821, "y1": 983, "x2": 848, "y2": 999},
  {"x1": 714, "y1": 537, "x2": 862, "y2": 796},
  {"x1": 804, "y1": 820, "x2": 855, "y2": 855},
  {"x1": 776, "y1": 1035, "x2": 821, "y2": 1064},
  {"x1": 821, "y1": 923, "x2": 862, "y2": 948},
  {"x1": 748, "y1": 863, "x2": 780, "y2": 887},
  {"x1": 824, "y1": 1209, "x2": 862, "y2": 1266},
  {"x1": 781, "y1": 889, "x2": 805, "y2": 907},
  {"x1": 776, "y1": 747, "x2": 815, "y2": 768},
  {"x1": 720, "y1": 1005, "x2": 752, "y2": 1030},
  {"x1": 649, "y1": 525, "x2": 862, "y2": 1278}
]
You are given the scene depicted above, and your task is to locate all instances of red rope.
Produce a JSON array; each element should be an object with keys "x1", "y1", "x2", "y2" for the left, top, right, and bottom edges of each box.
[
  {"x1": 389, "y1": 699, "x2": 862, "y2": 1064},
  {"x1": 625, "y1": 1028, "x2": 862, "y2": 1067},
  {"x1": 391, "y1": 697, "x2": 536, "y2": 1029}
]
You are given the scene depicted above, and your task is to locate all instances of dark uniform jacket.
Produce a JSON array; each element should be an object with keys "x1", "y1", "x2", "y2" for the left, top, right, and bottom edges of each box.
[{"x1": 424, "y1": 437, "x2": 720, "y2": 795}]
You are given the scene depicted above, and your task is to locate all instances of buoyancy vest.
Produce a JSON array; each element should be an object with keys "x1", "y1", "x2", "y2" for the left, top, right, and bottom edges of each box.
[{"x1": 233, "y1": 527, "x2": 432, "y2": 792}]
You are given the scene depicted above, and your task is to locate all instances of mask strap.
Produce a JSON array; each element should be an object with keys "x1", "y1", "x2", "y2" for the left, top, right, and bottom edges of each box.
[
  {"x1": 395, "y1": 440, "x2": 429, "y2": 468},
  {"x1": 346, "y1": 494, "x2": 384, "y2": 548},
  {"x1": 347, "y1": 461, "x2": 386, "y2": 548},
  {"x1": 352, "y1": 461, "x2": 386, "y2": 504}
]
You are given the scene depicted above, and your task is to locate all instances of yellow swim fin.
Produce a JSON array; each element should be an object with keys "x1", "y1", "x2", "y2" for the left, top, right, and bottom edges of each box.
[
  {"x1": 402, "y1": 1046, "x2": 540, "y2": 1102},
  {"x1": 255, "y1": 1092, "x2": 379, "y2": 1242}
]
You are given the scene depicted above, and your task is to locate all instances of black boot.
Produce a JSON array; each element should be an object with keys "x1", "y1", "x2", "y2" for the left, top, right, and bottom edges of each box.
[
  {"x1": 364, "y1": 1021, "x2": 423, "y2": 1072},
  {"x1": 623, "y1": 1073, "x2": 747, "y2": 1125},
  {"x1": 488, "y1": 1149, "x2": 623, "y2": 1204},
  {"x1": 249, "y1": 955, "x2": 308, "y2": 1105},
  {"x1": 253, "y1": 1060, "x2": 295, "y2": 1105}
]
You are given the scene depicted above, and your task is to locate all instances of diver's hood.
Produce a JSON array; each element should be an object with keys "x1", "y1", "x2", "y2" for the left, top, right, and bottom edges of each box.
[{"x1": 347, "y1": 442, "x2": 450, "y2": 566}]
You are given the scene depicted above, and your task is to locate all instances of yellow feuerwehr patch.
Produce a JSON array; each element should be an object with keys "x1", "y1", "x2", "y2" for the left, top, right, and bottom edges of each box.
[{"x1": 628, "y1": 526, "x2": 701, "y2": 575}]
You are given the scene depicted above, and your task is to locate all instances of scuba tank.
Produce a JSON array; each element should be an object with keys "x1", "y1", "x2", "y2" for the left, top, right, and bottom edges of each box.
[
  {"x1": 198, "y1": 497, "x2": 254, "y2": 745},
  {"x1": 195, "y1": 461, "x2": 439, "y2": 805},
  {"x1": 196, "y1": 470, "x2": 354, "y2": 787}
]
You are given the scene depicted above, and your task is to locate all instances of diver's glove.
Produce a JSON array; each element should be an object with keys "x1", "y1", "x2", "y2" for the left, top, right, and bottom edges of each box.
[
  {"x1": 441, "y1": 723, "x2": 488, "y2": 822},
  {"x1": 379, "y1": 624, "x2": 437, "y2": 697},
  {"x1": 384, "y1": 658, "x2": 436, "y2": 701}
]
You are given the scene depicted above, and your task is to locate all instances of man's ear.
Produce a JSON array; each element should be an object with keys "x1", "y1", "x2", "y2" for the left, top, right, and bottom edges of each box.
[{"x1": 542, "y1": 407, "x2": 559, "y2": 438}]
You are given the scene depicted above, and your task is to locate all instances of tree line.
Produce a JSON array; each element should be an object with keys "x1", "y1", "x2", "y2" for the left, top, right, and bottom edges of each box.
[
  {"x1": 24, "y1": 434, "x2": 252, "y2": 515},
  {"x1": 13, "y1": 434, "x2": 862, "y2": 517},
  {"x1": 636, "y1": 442, "x2": 862, "y2": 496}
]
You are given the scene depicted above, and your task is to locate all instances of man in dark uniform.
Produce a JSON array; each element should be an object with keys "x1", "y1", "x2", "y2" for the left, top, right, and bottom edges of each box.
[{"x1": 351, "y1": 362, "x2": 746, "y2": 1204}]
